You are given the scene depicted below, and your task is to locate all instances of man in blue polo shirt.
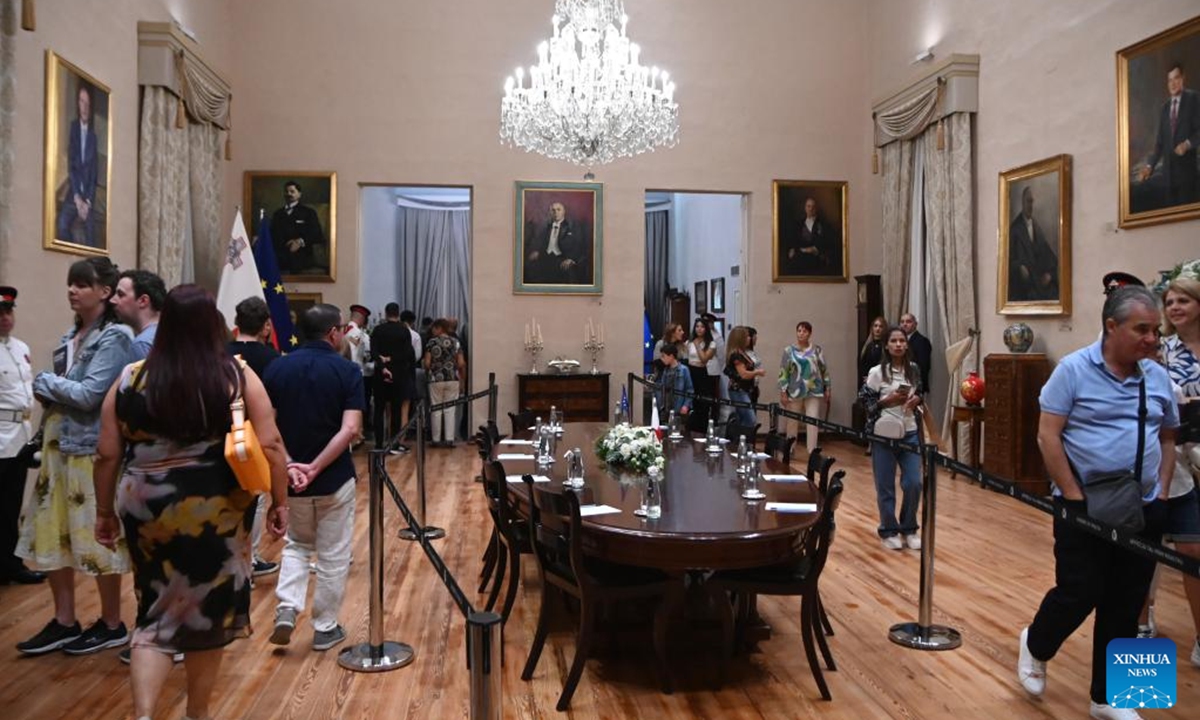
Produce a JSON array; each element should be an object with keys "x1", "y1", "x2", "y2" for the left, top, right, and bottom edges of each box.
[
  {"x1": 1018, "y1": 286, "x2": 1177, "y2": 720},
  {"x1": 263, "y1": 304, "x2": 364, "y2": 652}
]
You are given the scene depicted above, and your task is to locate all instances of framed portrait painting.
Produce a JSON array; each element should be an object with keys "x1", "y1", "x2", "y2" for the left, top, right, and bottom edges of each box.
[
  {"x1": 1117, "y1": 15, "x2": 1200, "y2": 228},
  {"x1": 42, "y1": 52, "x2": 112, "y2": 256},
  {"x1": 244, "y1": 171, "x2": 337, "y2": 282},
  {"x1": 710, "y1": 277, "x2": 725, "y2": 313},
  {"x1": 286, "y1": 292, "x2": 322, "y2": 329},
  {"x1": 772, "y1": 180, "x2": 849, "y2": 282},
  {"x1": 694, "y1": 280, "x2": 708, "y2": 315},
  {"x1": 513, "y1": 180, "x2": 603, "y2": 295},
  {"x1": 997, "y1": 154, "x2": 1072, "y2": 316}
]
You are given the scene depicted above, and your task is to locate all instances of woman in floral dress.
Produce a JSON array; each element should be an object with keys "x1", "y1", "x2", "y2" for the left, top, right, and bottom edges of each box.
[
  {"x1": 94, "y1": 285, "x2": 290, "y2": 720},
  {"x1": 778, "y1": 320, "x2": 831, "y2": 456}
]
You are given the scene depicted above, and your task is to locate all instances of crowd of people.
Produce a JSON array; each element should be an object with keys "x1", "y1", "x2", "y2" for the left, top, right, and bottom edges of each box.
[{"x1": 1, "y1": 256, "x2": 1198, "y2": 720}]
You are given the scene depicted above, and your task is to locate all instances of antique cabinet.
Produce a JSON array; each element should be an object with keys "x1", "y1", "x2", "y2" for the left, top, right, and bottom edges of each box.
[
  {"x1": 517, "y1": 373, "x2": 610, "y2": 422},
  {"x1": 983, "y1": 354, "x2": 1051, "y2": 495}
]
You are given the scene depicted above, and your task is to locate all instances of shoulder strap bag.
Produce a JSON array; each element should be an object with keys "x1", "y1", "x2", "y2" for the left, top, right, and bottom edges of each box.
[
  {"x1": 1078, "y1": 375, "x2": 1147, "y2": 534},
  {"x1": 224, "y1": 364, "x2": 272, "y2": 495}
]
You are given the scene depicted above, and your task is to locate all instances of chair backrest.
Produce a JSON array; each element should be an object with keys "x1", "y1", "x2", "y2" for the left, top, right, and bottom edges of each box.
[
  {"x1": 482, "y1": 459, "x2": 523, "y2": 543},
  {"x1": 509, "y1": 409, "x2": 536, "y2": 437},
  {"x1": 485, "y1": 419, "x2": 505, "y2": 444},
  {"x1": 805, "y1": 446, "x2": 825, "y2": 479},
  {"x1": 816, "y1": 455, "x2": 836, "y2": 496},
  {"x1": 763, "y1": 430, "x2": 795, "y2": 465},
  {"x1": 807, "y1": 471, "x2": 846, "y2": 580},
  {"x1": 476, "y1": 425, "x2": 496, "y2": 461},
  {"x1": 523, "y1": 477, "x2": 586, "y2": 591},
  {"x1": 724, "y1": 421, "x2": 760, "y2": 448}
]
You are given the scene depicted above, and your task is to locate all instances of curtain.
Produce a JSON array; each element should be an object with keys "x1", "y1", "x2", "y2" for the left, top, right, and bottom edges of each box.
[
  {"x1": 645, "y1": 209, "x2": 669, "y2": 338},
  {"x1": 0, "y1": 0, "x2": 15, "y2": 267},
  {"x1": 880, "y1": 140, "x2": 915, "y2": 321},
  {"x1": 874, "y1": 83, "x2": 941, "y2": 145},
  {"x1": 187, "y1": 121, "x2": 222, "y2": 287},
  {"x1": 138, "y1": 87, "x2": 189, "y2": 287},
  {"x1": 921, "y1": 114, "x2": 977, "y2": 438},
  {"x1": 397, "y1": 205, "x2": 472, "y2": 330},
  {"x1": 906, "y1": 141, "x2": 926, "y2": 325}
]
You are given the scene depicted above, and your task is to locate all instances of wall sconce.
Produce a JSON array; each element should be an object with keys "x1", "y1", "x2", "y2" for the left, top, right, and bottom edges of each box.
[{"x1": 912, "y1": 47, "x2": 935, "y2": 64}]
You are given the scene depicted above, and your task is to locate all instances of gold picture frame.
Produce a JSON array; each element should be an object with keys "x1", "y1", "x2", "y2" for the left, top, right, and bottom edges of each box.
[
  {"x1": 244, "y1": 171, "x2": 337, "y2": 282},
  {"x1": 513, "y1": 180, "x2": 603, "y2": 295},
  {"x1": 42, "y1": 52, "x2": 112, "y2": 256},
  {"x1": 997, "y1": 154, "x2": 1072, "y2": 316},
  {"x1": 285, "y1": 292, "x2": 323, "y2": 330},
  {"x1": 772, "y1": 180, "x2": 849, "y2": 282},
  {"x1": 1117, "y1": 15, "x2": 1200, "y2": 229}
]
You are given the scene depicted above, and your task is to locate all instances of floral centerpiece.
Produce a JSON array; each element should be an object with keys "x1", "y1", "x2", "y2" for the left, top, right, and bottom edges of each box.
[
  {"x1": 1153, "y1": 258, "x2": 1200, "y2": 295},
  {"x1": 594, "y1": 423, "x2": 665, "y2": 475}
]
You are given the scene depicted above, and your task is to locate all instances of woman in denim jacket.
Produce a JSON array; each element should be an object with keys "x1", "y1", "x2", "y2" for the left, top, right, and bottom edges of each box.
[{"x1": 15, "y1": 258, "x2": 136, "y2": 656}]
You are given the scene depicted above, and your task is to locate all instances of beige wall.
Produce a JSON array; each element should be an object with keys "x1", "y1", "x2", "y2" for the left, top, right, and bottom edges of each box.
[
  {"x1": 865, "y1": 0, "x2": 1200, "y2": 363},
  {"x1": 2, "y1": 0, "x2": 231, "y2": 365},
  {"x1": 223, "y1": 0, "x2": 873, "y2": 421}
]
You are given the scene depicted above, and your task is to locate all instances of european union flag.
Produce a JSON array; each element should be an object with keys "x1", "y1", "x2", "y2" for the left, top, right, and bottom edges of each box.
[
  {"x1": 253, "y1": 218, "x2": 298, "y2": 350},
  {"x1": 620, "y1": 384, "x2": 629, "y2": 415}
]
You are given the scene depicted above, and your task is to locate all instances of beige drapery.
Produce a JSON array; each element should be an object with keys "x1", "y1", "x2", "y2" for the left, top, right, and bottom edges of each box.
[
  {"x1": 0, "y1": 1, "x2": 15, "y2": 268},
  {"x1": 875, "y1": 83, "x2": 941, "y2": 145},
  {"x1": 880, "y1": 141, "x2": 915, "y2": 322},
  {"x1": 139, "y1": 87, "x2": 189, "y2": 287}
]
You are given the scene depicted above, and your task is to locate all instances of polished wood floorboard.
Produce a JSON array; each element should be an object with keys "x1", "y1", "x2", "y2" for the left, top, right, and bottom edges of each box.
[{"x1": 1, "y1": 438, "x2": 1196, "y2": 719}]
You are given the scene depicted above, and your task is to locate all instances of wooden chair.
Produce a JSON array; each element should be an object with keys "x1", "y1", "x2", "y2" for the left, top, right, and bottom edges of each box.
[
  {"x1": 805, "y1": 446, "x2": 825, "y2": 481},
  {"x1": 508, "y1": 409, "x2": 537, "y2": 438},
  {"x1": 710, "y1": 472, "x2": 846, "y2": 701},
  {"x1": 723, "y1": 421, "x2": 760, "y2": 449},
  {"x1": 479, "y1": 460, "x2": 531, "y2": 629},
  {"x1": 763, "y1": 430, "x2": 795, "y2": 466},
  {"x1": 520, "y1": 477, "x2": 672, "y2": 711}
]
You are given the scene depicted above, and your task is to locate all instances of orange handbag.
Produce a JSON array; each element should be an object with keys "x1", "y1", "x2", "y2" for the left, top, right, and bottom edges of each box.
[{"x1": 225, "y1": 388, "x2": 271, "y2": 495}]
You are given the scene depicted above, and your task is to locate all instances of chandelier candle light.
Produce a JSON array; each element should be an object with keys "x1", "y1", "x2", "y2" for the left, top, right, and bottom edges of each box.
[
  {"x1": 500, "y1": 0, "x2": 680, "y2": 173},
  {"x1": 524, "y1": 317, "x2": 545, "y2": 374},
  {"x1": 584, "y1": 316, "x2": 605, "y2": 374}
]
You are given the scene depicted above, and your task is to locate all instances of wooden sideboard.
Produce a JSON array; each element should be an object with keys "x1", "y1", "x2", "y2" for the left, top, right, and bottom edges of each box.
[
  {"x1": 983, "y1": 354, "x2": 1051, "y2": 495},
  {"x1": 517, "y1": 372, "x2": 610, "y2": 422}
]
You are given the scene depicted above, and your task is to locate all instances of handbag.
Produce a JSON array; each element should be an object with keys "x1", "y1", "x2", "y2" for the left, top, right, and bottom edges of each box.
[
  {"x1": 224, "y1": 369, "x2": 271, "y2": 495},
  {"x1": 1079, "y1": 376, "x2": 1147, "y2": 534},
  {"x1": 873, "y1": 412, "x2": 906, "y2": 440}
]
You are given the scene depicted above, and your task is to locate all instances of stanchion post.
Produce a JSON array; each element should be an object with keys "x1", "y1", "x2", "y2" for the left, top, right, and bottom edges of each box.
[
  {"x1": 467, "y1": 611, "x2": 503, "y2": 720},
  {"x1": 888, "y1": 439, "x2": 962, "y2": 651},
  {"x1": 487, "y1": 372, "x2": 497, "y2": 426},
  {"x1": 400, "y1": 400, "x2": 446, "y2": 541},
  {"x1": 339, "y1": 450, "x2": 416, "y2": 672},
  {"x1": 769, "y1": 403, "x2": 780, "y2": 433}
]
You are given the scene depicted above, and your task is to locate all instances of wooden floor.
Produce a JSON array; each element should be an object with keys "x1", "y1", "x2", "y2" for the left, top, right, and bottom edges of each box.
[{"x1": 1, "y1": 438, "x2": 1196, "y2": 719}]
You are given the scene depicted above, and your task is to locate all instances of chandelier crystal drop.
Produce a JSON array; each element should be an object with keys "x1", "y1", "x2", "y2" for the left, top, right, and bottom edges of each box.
[{"x1": 499, "y1": 0, "x2": 679, "y2": 169}]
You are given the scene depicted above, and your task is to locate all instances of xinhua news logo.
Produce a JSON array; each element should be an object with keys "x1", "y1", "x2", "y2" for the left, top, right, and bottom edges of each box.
[{"x1": 1106, "y1": 638, "x2": 1176, "y2": 710}]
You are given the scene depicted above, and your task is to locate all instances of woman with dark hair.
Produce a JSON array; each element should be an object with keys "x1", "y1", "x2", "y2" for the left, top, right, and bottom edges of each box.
[
  {"x1": 858, "y1": 315, "x2": 888, "y2": 385},
  {"x1": 93, "y1": 284, "x2": 290, "y2": 720},
  {"x1": 685, "y1": 317, "x2": 717, "y2": 431},
  {"x1": 16, "y1": 257, "x2": 136, "y2": 656},
  {"x1": 778, "y1": 320, "x2": 831, "y2": 456},
  {"x1": 859, "y1": 326, "x2": 924, "y2": 551},
  {"x1": 725, "y1": 326, "x2": 765, "y2": 425}
]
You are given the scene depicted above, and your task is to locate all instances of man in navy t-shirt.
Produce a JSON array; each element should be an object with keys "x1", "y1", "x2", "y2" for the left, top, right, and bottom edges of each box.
[{"x1": 263, "y1": 303, "x2": 364, "y2": 652}]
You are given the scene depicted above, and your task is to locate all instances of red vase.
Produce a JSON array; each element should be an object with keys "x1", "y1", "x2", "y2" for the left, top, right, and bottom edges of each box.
[{"x1": 960, "y1": 371, "x2": 985, "y2": 406}]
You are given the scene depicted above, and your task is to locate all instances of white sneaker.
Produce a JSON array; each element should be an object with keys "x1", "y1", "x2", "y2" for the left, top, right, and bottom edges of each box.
[
  {"x1": 1190, "y1": 637, "x2": 1200, "y2": 667},
  {"x1": 1089, "y1": 701, "x2": 1143, "y2": 719},
  {"x1": 904, "y1": 533, "x2": 921, "y2": 550},
  {"x1": 1017, "y1": 626, "x2": 1047, "y2": 697},
  {"x1": 1137, "y1": 605, "x2": 1156, "y2": 638},
  {"x1": 881, "y1": 536, "x2": 903, "y2": 550}
]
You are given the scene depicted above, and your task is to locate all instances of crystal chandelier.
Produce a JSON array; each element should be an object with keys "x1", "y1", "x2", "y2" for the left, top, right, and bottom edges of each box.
[{"x1": 499, "y1": 0, "x2": 679, "y2": 171}]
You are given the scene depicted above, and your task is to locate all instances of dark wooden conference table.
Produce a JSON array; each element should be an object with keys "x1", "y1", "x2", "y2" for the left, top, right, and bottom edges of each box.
[{"x1": 502, "y1": 422, "x2": 822, "y2": 571}]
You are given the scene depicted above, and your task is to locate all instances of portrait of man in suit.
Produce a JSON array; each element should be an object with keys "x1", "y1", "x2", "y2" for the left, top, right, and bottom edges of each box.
[
  {"x1": 1007, "y1": 186, "x2": 1060, "y2": 302},
  {"x1": 245, "y1": 171, "x2": 337, "y2": 281},
  {"x1": 44, "y1": 57, "x2": 111, "y2": 255},
  {"x1": 1136, "y1": 62, "x2": 1200, "y2": 208},
  {"x1": 998, "y1": 154, "x2": 1070, "y2": 315},
  {"x1": 514, "y1": 182, "x2": 602, "y2": 294},
  {"x1": 772, "y1": 180, "x2": 848, "y2": 282},
  {"x1": 271, "y1": 180, "x2": 326, "y2": 276}
]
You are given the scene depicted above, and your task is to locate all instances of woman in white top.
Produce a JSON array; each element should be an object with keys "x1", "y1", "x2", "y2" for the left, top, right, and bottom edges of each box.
[
  {"x1": 685, "y1": 318, "x2": 717, "y2": 432},
  {"x1": 859, "y1": 327, "x2": 924, "y2": 551}
]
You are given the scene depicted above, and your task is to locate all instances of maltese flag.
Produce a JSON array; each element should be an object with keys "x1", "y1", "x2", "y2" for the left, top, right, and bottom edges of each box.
[{"x1": 216, "y1": 209, "x2": 265, "y2": 333}]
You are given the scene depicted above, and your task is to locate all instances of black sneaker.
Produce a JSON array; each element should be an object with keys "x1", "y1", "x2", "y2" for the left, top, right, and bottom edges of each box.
[
  {"x1": 62, "y1": 620, "x2": 129, "y2": 655},
  {"x1": 252, "y1": 559, "x2": 280, "y2": 576},
  {"x1": 16, "y1": 619, "x2": 82, "y2": 655},
  {"x1": 118, "y1": 647, "x2": 184, "y2": 664}
]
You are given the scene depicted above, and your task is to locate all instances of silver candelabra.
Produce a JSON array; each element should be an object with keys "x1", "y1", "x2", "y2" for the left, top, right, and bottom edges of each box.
[
  {"x1": 583, "y1": 337, "x2": 604, "y2": 375},
  {"x1": 524, "y1": 337, "x2": 544, "y2": 374}
]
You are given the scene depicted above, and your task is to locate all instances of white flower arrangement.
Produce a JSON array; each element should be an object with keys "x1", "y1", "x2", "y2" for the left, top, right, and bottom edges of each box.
[
  {"x1": 1153, "y1": 258, "x2": 1200, "y2": 296},
  {"x1": 594, "y1": 423, "x2": 666, "y2": 475}
]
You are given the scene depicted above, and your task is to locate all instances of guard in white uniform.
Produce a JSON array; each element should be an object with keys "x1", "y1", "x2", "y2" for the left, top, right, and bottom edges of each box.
[{"x1": 0, "y1": 286, "x2": 43, "y2": 584}]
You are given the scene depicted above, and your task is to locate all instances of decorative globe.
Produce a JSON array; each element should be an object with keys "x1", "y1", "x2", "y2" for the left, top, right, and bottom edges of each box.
[
  {"x1": 960, "y1": 371, "x2": 986, "y2": 406},
  {"x1": 1003, "y1": 322, "x2": 1034, "y2": 353}
]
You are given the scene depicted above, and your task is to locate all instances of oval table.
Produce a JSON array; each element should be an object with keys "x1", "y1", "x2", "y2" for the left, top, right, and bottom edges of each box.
[{"x1": 501, "y1": 422, "x2": 822, "y2": 570}]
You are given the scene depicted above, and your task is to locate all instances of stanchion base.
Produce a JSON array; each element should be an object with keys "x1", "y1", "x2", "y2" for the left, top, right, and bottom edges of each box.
[
  {"x1": 398, "y1": 526, "x2": 446, "y2": 541},
  {"x1": 337, "y1": 641, "x2": 416, "y2": 672},
  {"x1": 887, "y1": 622, "x2": 962, "y2": 650}
]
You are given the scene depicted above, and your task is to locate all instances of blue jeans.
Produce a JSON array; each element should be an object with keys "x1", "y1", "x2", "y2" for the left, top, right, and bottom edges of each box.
[
  {"x1": 727, "y1": 389, "x2": 756, "y2": 426},
  {"x1": 871, "y1": 431, "x2": 922, "y2": 538}
]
